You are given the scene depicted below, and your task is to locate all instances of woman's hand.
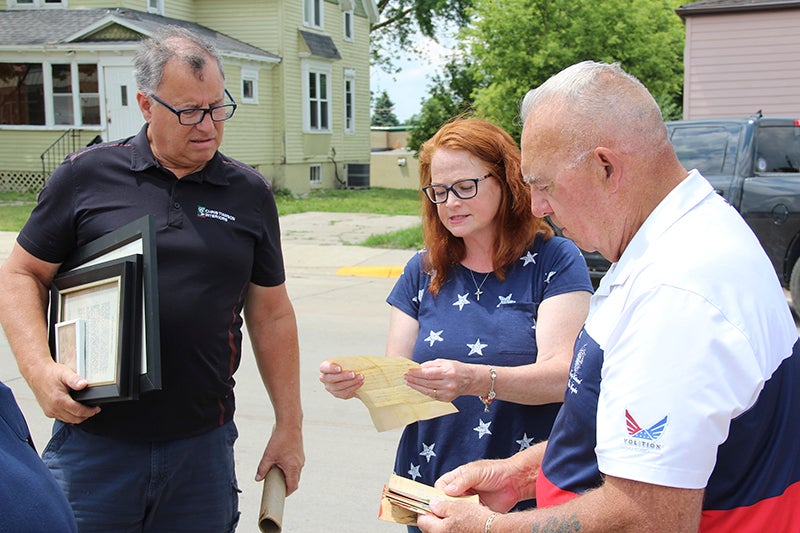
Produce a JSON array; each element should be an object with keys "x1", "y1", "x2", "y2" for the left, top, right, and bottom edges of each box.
[
  {"x1": 319, "y1": 360, "x2": 364, "y2": 399},
  {"x1": 404, "y1": 359, "x2": 477, "y2": 402}
]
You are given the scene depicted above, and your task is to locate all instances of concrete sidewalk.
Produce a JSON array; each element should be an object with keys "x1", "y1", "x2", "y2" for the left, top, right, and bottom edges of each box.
[{"x1": 0, "y1": 212, "x2": 421, "y2": 533}]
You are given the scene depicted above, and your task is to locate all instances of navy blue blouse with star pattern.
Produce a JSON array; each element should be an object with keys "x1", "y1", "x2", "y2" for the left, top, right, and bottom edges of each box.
[{"x1": 387, "y1": 233, "x2": 593, "y2": 510}]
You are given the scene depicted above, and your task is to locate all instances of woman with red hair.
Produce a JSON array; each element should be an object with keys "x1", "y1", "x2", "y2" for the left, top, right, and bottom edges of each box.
[{"x1": 321, "y1": 118, "x2": 591, "y2": 528}]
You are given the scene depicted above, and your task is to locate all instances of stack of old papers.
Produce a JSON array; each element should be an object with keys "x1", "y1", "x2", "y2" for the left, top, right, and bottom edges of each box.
[
  {"x1": 328, "y1": 356, "x2": 458, "y2": 431},
  {"x1": 378, "y1": 474, "x2": 479, "y2": 526}
]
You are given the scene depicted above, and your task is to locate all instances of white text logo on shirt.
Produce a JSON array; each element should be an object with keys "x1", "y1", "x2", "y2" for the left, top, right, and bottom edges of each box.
[
  {"x1": 567, "y1": 342, "x2": 586, "y2": 395},
  {"x1": 197, "y1": 206, "x2": 236, "y2": 223}
]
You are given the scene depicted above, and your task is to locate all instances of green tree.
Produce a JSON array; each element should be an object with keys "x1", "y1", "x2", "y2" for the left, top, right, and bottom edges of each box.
[
  {"x1": 371, "y1": 90, "x2": 400, "y2": 126},
  {"x1": 406, "y1": 58, "x2": 480, "y2": 151},
  {"x1": 408, "y1": 0, "x2": 685, "y2": 145},
  {"x1": 371, "y1": 0, "x2": 473, "y2": 71},
  {"x1": 464, "y1": 0, "x2": 686, "y2": 136}
]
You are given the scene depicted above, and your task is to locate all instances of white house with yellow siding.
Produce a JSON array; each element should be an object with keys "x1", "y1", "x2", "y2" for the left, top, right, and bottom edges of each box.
[{"x1": 0, "y1": 0, "x2": 378, "y2": 194}]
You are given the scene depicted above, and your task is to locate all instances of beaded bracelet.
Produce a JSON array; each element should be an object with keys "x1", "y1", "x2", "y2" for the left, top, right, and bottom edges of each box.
[{"x1": 478, "y1": 367, "x2": 496, "y2": 412}]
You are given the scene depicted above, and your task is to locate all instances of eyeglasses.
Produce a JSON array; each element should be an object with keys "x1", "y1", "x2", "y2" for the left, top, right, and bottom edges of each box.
[
  {"x1": 422, "y1": 174, "x2": 492, "y2": 204},
  {"x1": 149, "y1": 89, "x2": 237, "y2": 126}
]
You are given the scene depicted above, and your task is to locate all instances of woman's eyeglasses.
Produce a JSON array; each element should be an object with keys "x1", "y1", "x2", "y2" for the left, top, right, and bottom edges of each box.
[{"x1": 422, "y1": 174, "x2": 492, "y2": 204}]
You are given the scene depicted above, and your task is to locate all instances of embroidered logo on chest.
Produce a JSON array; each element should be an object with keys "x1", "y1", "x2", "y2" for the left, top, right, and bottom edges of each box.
[{"x1": 197, "y1": 206, "x2": 236, "y2": 223}]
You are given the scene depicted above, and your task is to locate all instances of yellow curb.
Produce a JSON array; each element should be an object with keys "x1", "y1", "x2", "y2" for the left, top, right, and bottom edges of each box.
[{"x1": 336, "y1": 266, "x2": 404, "y2": 278}]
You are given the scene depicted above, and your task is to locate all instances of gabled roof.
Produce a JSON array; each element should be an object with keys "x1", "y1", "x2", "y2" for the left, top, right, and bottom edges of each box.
[
  {"x1": 677, "y1": 0, "x2": 800, "y2": 16},
  {"x1": 359, "y1": 0, "x2": 380, "y2": 24},
  {"x1": 0, "y1": 8, "x2": 280, "y2": 64}
]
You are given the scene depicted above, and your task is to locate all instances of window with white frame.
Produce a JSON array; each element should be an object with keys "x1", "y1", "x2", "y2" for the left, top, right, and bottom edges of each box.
[
  {"x1": 309, "y1": 164, "x2": 322, "y2": 185},
  {"x1": 302, "y1": 60, "x2": 331, "y2": 133},
  {"x1": 147, "y1": 0, "x2": 164, "y2": 15},
  {"x1": 343, "y1": 9, "x2": 354, "y2": 41},
  {"x1": 7, "y1": 0, "x2": 65, "y2": 7},
  {"x1": 0, "y1": 62, "x2": 100, "y2": 126},
  {"x1": 241, "y1": 68, "x2": 259, "y2": 104},
  {"x1": 344, "y1": 69, "x2": 355, "y2": 134},
  {"x1": 52, "y1": 63, "x2": 100, "y2": 125},
  {"x1": 303, "y1": 0, "x2": 323, "y2": 29}
]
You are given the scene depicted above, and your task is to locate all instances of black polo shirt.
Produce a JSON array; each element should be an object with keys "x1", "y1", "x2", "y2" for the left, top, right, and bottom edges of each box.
[{"x1": 19, "y1": 125, "x2": 285, "y2": 441}]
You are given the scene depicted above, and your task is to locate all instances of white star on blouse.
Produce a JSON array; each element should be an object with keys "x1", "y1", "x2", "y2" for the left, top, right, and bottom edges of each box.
[
  {"x1": 466, "y1": 338, "x2": 488, "y2": 356},
  {"x1": 473, "y1": 419, "x2": 492, "y2": 439},
  {"x1": 497, "y1": 293, "x2": 516, "y2": 308},
  {"x1": 544, "y1": 271, "x2": 556, "y2": 283},
  {"x1": 424, "y1": 330, "x2": 444, "y2": 347},
  {"x1": 408, "y1": 463, "x2": 421, "y2": 480},
  {"x1": 452, "y1": 293, "x2": 471, "y2": 311},
  {"x1": 520, "y1": 251, "x2": 538, "y2": 266},
  {"x1": 420, "y1": 443, "x2": 436, "y2": 463},
  {"x1": 412, "y1": 289, "x2": 425, "y2": 303},
  {"x1": 516, "y1": 433, "x2": 534, "y2": 451}
]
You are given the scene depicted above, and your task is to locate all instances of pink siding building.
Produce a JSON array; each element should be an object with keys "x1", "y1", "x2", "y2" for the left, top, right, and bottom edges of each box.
[{"x1": 677, "y1": 0, "x2": 800, "y2": 118}]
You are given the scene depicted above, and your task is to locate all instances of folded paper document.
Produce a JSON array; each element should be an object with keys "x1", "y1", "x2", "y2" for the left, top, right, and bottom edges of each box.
[
  {"x1": 378, "y1": 474, "x2": 480, "y2": 526},
  {"x1": 328, "y1": 356, "x2": 458, "y2": 432}
]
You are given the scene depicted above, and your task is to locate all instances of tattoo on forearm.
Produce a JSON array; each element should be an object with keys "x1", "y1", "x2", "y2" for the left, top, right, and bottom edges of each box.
[{"x1": 531, "y1": 514, "x2": 582, "y2": 532}]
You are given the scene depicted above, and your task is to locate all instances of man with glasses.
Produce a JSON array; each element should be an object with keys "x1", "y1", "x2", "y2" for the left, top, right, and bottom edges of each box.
[{"x1": 0, "y1": 26, "x2": 303, "y2": 532}]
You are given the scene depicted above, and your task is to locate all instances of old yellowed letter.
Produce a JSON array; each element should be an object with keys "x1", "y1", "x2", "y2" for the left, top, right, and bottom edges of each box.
[{"x1": 328, "y1": 356, "x2": 458, "y2": 431}]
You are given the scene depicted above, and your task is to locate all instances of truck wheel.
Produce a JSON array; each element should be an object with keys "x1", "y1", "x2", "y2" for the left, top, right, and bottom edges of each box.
[{"x1": 790, "y1": 258, "x2": 800, "y2": 318}]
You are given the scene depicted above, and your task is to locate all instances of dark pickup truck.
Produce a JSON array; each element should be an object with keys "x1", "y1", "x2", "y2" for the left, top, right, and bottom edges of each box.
[{"x1": 582, "y1": 113, "x2": 800, "y2": 315}]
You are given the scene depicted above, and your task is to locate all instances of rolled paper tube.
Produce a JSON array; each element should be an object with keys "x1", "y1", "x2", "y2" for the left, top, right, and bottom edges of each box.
[{"x1": 258, "y1": 467, "x2": 286, "y2": 533}]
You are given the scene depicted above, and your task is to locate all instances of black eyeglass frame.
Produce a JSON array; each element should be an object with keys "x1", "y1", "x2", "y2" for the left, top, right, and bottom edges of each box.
[
  {"x1": 149, "y1": 89, "x2": 237, "y2": 126},
  {"x1": 422, "y1": 173, "x2": 493, "y2": 204}
]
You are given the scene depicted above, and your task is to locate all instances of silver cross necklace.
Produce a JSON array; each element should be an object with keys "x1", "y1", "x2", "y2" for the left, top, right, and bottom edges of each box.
[{"x1": 469, "y1": 270, "x2": 492, "y2": 301}]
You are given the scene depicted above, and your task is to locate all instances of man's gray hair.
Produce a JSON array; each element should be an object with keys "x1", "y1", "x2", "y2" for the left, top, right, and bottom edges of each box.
[
  {"x1": 520, "y1": 61, "x2": 666, "y2": 156},
  {"x1": 134, "y1": 26, "x2": 225, "y2": 95}
]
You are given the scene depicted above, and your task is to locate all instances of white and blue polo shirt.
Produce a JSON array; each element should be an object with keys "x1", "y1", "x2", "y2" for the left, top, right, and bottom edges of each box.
[{"x1": 538, "y1": 171, "x2": 800, "y2": 530}]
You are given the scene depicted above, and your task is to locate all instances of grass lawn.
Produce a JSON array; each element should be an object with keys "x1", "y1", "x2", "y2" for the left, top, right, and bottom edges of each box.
[{"x1": 0, "y1": 188, "x2": 424, "y2": 249}]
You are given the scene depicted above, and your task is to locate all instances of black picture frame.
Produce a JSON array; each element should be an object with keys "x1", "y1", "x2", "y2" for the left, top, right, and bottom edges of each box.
[
  {"x1": 59, "y1": 216, "x2": 162, "y2": 393},
  {"x1": 49, "y1": 256, "x2": 141, "y2": 404}
]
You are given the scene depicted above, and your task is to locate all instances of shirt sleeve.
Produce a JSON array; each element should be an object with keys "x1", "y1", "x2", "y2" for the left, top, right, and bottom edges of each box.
[
  {"x1": 250, "y1": 182, "x2": 286, "y2": 287},
  {"x1": 539, "y1": 236, "x2": 595, "y2": 301},
  {"x1": 594, "y1": 285, "x2": 763, "y2": 489},
  {"x1": 17, "y1": 161, "x2": 77, "y2": 264},
  {"x1": 386, "y1": 251, "x2": 427, "y2": 319}
]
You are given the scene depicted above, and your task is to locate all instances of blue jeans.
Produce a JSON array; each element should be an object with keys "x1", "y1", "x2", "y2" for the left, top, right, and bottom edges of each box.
[{"x1": 42, "y1": 420, "x2": 241, "y2": 532}]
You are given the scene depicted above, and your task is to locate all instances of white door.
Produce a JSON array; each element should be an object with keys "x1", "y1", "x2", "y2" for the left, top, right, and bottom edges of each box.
[{"x1": 104, "y1": 66, "x2": 144, "y2": 141}]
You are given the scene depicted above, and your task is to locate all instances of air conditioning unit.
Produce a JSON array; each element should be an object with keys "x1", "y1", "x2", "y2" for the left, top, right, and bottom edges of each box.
[{"x1": 345, "y1": 163, "x2": 370, "y2": 189}]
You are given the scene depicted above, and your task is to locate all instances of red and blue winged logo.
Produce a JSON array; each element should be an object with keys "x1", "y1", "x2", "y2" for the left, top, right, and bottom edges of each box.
[{"x1": 626, "y1": 410, "x2": 667, "y2": 440}]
